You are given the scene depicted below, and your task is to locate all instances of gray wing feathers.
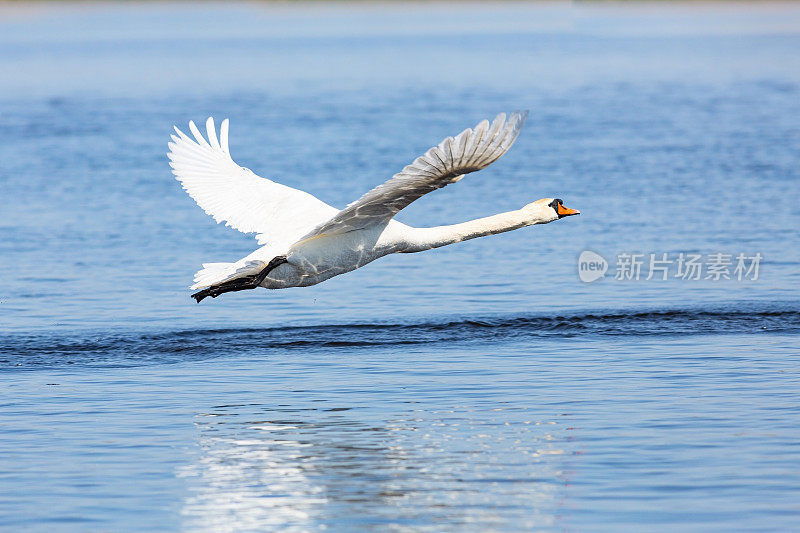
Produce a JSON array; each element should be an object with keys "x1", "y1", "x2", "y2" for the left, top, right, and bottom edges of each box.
[{"x1": 303, "y1": 111, "x2": 528, "y2": 238}]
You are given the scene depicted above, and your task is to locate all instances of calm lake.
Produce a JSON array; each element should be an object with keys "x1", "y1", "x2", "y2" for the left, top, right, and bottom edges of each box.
[{"x1": 1, "y1": 2, "x2": 799, "y2": 531}]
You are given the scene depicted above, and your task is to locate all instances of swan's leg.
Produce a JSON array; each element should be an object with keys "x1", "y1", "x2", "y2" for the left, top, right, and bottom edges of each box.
[{"x1": 191, "y1": 256, "x2": 288, "y2": 303}]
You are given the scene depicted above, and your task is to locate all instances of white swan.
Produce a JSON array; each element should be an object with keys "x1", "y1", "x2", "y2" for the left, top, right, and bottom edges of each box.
[{"x1": 167, "y1": 111, "x2": 579, "y2": 303}]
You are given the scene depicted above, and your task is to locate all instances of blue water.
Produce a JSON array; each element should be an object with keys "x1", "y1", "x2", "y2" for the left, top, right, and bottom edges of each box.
[{"x1": 1, "y1": 2, "x2": 800, "y2": 530}]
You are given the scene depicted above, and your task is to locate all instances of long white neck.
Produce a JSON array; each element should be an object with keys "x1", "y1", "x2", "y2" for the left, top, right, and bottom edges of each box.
[{"x1": 401, "y1": 209, "x2": 547, "y2": 253}]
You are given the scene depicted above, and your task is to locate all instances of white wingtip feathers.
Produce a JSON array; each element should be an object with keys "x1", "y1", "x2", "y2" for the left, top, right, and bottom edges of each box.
[
  {"x1": 220, "y1": 118, "x2": 230, "y2": 155},
  {"x1": 205, "y1": 117, "x2": 220, "y2": 151},
  {"x1": 167, "y1": 117, "x2": 249, "y2": 229},
  {"x1": 167, "y1": 117, "x2": 230, "y2": 165}
]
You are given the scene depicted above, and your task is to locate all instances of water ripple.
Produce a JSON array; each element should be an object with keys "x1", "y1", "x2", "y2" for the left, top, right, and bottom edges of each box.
[{"x1": 3, "y1": 306, "x2": 798, "y2": 370}]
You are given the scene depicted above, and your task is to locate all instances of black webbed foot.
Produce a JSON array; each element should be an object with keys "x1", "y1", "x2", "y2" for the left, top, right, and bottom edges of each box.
[{"x1": 191, "y1": 255, "x2": 288, "y2": 303}]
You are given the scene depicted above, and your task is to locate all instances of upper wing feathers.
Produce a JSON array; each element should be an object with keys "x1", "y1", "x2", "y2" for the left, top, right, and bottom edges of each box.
[
  {"x1": 301, "y1": 111, "x2": 528, "y2": 239},
  {"x1": 168, "y1": 117, "x2": 338, "y2": 245}
]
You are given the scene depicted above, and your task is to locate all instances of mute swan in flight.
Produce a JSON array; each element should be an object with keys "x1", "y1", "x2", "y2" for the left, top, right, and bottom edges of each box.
[{"x1": 167, "y1": 111, "x2": 579, "y2": 303}]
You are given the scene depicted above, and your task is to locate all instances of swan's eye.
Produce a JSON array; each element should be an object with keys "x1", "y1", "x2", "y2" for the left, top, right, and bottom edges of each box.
[{"x1": 549, "y1": 199, "x2": 562, "y2": 210}]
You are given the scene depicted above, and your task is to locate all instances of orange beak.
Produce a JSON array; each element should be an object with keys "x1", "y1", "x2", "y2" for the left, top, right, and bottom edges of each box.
[{"x1": 557, "y1": 203, "x2": 580, "y2": 217}]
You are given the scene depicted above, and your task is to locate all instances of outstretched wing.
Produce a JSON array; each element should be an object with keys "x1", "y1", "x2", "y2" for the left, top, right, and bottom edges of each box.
[
  {"x1": 300, "y1": 111, "x2": 528, "y2": 240},
  {"x1": 168, "y1": 118, "x2": 338, "y2": 246}
]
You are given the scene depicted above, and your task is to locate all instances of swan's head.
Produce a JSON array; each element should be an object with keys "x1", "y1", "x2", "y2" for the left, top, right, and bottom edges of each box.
[{"x1": 523, "y1": 198, "x2": 580, "y2": 224}]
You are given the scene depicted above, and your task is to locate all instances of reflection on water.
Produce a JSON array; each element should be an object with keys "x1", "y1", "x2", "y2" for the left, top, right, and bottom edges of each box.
[
  {"x1": 181, "y1": 416, "x2": 322, "y2": 531},
  {"x1": 179, "y1": 404, "x2": 567, "y2": 531}
]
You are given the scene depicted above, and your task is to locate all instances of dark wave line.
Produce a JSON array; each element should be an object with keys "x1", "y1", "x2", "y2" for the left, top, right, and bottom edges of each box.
[{"x1": 2, "y1": 308, "x2": 798, "y2": 370}]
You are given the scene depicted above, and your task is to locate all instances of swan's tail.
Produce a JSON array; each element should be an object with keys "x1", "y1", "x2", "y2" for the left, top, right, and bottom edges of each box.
[
  {"x1": 191, "y1": 256, "x2": 288, "y2": 303},
  {"x1": 191, "y1": 263, "x2": 238, "y2": 290},
  {"x1": 191, "y1": 260, "x2": 265, "y2": 290}
]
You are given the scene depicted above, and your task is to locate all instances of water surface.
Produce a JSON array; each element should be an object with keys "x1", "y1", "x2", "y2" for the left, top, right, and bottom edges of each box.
[{"x1": 1, "y1": 2, "x2": 799, "y2": 531}]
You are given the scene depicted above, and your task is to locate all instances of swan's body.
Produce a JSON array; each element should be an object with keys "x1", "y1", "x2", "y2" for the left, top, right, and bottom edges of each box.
[{"x1": 167, "y1": 112, "x2": 579, "y2": 302}]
